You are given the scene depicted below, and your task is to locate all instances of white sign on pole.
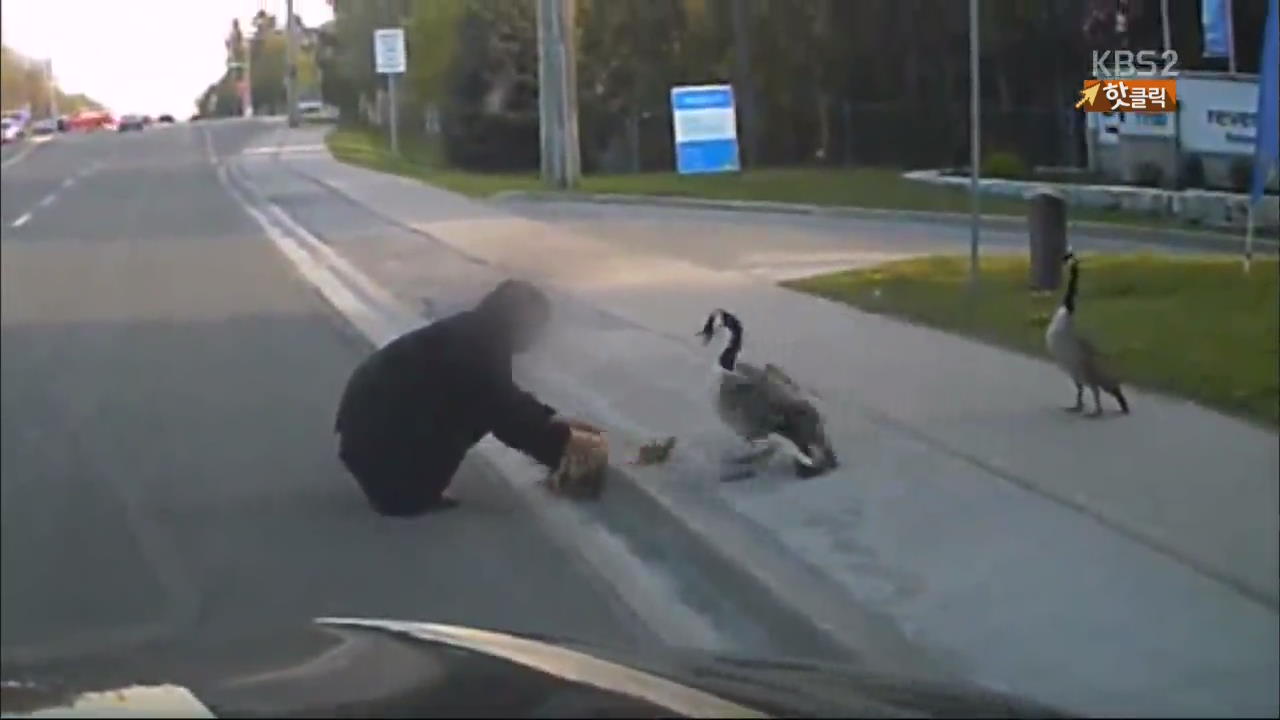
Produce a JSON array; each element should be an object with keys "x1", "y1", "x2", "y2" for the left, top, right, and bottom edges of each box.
[
  {"x1": 1177, "y1": 74, "x2": 1260, "y2": 155},
  {"x1": 373, "y1": 28, "x2": 406, "y2": 75}
]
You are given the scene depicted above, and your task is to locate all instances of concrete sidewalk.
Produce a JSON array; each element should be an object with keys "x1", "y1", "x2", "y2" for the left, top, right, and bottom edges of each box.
[{"x1": 240, "y1": 127, "x2": 1277, "y2": 716}]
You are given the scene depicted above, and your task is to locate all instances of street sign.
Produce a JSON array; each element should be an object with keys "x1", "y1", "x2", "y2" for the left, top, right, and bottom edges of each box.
[
  {"x1": 373, "y1": 28, "x2": 406, "y2": 75},
  {"x1": 670, "y1": 84, "x2": 740, "y2": 175}
]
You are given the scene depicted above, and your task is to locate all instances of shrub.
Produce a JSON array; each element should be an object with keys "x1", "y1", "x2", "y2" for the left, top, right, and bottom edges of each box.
[
  {"x1": 1133, "y1": 161, "x2": 1165, "y2": 188},
  {"x1": 1182, "y1": 155, "x2": 1206, "y2": 189},
  {"x1": 441, "y1": 110, "x2": 540, "y2": 172},
  {"x1": 1229, "y1": 157, "x2": 1253, "y2": 193},
  {"x1": 983, "y1": 151, "x2": 1028, "y2": 179}
]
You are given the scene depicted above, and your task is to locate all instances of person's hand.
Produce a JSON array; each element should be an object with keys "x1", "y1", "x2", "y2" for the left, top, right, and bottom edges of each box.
[
  {"x1": 547, "y1": 427, "x2": 610, "y2": 499},
  {"x1": 557, "y1": 416, "x2": 605, "y2": 436}
]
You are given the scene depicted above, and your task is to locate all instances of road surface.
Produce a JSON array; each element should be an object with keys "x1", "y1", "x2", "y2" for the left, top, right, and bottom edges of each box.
[{"x1": 0, "y1": 121, "x2": 649, "y2": 688}]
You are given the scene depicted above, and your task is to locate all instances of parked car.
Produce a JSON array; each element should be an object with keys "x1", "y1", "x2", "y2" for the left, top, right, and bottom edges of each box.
[
  {"x1": 117, "y1": 114, "x2": 145, "y2": 132},
  {"x1": 1, "y1": 119, "x2": 20, "y2": 144},
  {"x1": 30, "y1": 119, "x2": 57, "y2": 136},
  {"x1": 298, "y1": 100, "x2": 339, "y2": 123}
]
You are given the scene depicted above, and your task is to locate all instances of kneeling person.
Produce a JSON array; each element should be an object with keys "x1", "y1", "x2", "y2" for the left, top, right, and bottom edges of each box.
[{"x1": 334, "y1": 279, "x2": 604, "y2": 516}]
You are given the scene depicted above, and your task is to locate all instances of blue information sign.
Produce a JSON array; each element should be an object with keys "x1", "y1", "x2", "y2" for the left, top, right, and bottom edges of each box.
[{"x1": 670, "y1": 84, "x2": 741, "y2": 175}]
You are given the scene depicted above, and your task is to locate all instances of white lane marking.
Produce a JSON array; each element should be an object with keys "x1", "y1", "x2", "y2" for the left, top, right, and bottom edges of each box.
[
  {"x1": 6, "y1": 165, "x2": 95, "y2": 230},
  {"x1": 215, "y1": 163, "x2": 408, "y2": 345},
  {"x1": 1, "y1": 141, "x2": 40, "y2": 169},
  {"x1": 240, "y1": 144, "x2": 326, "y2": 156},
  {"x1": 202, "y1": 127, "x2": 218, "y2": 166}
]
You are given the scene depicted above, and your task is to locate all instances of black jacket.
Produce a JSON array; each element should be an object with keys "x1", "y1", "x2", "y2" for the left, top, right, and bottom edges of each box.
[{"x1": 334, "y1": 307, "x2": 569, "y2": 480}]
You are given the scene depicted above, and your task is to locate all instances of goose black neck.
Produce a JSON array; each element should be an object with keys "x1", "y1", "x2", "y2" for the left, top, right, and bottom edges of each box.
[
  {"x1": 1062, "y1": 261, "x2": 1079, "y2": 314},
  {"x1": 718, "y1": 311, "x2": 744, "y2": 371}
]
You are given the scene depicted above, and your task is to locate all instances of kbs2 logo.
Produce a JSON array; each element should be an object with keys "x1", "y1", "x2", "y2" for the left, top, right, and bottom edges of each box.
[{"x1": 1077, "y1": 50, "x2": 1179, "y2": 114}]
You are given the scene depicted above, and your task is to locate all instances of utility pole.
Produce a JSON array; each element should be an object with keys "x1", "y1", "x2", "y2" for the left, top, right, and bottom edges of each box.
[
  {"x1": 286, "y1": 0, "x2": 299, "y2": 128},
  {"x1": 730, "y1": 0, "x2": 758, "y2": 168},
  {"x1": 968, "y1": 0, "x2": 981, "y2": 289},
  {"x1": 46, "y1": 59, "x2": 58, "y2": 120},
  {"x1": 537, "y1": 0, "x2": 580, "y2": 189},
  {"x1": 243, "y1": 26, "x2": 254, "y2": 118}
]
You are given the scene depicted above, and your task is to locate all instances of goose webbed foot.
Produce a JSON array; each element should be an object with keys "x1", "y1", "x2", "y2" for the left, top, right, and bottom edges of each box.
[
  {"x1": 1063, "y1": 382, "x2": 1084, "y2": 413},
  {"x1": 1087, "y1": 387, "x2": 1105, "y2": 417}
]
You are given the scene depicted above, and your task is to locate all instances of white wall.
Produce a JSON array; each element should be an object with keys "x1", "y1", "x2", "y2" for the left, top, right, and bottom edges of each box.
[{"x1": 1177, "y1": 74, "x2": 1260, "y2": 156}]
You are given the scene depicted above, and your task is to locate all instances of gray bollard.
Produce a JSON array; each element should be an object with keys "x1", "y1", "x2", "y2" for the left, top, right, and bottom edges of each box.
[{"x1": 1027, "y1": 189, "x2": 1067, "y2": 291}]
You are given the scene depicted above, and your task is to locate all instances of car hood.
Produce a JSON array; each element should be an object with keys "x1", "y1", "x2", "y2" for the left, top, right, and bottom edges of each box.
[{"x1": 1, "y1": 618, "x2": 1066, "y2": 718}]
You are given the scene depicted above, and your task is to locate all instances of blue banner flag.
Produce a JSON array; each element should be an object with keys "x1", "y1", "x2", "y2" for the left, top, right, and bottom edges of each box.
[
  {"x1": 1202, "y1": 0, "x2": 1231, "y2": 57},
  {"x1": 1251, "y1": 0, "x2": 1279, "y2": 206}
]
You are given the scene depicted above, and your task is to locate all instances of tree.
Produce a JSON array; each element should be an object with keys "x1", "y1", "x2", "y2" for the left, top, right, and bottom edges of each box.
[
  {"x1": 251, "y1": 31, "x2": 288, "y2": 114},
  {"x1": 1, "y1": 44, "x2": 103, "y2": 116}
]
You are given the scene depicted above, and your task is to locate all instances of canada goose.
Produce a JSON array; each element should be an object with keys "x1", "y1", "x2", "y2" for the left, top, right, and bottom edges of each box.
[
  {"x1": 697, "y1": 309, "x2": 838, "y2": 478},
  {"x1": 1044, "y1": 251, "x2": 1130, "y2": 417}
]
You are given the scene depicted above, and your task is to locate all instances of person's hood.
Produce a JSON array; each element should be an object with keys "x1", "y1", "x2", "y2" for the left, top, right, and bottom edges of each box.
[{"x1": 472, "y1": 279, "x2": 550, "y2": 354}]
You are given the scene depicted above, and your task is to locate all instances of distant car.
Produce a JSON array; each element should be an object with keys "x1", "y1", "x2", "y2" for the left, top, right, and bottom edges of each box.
[
  {"x1": 2, "y1": 115, "x2": 26, "y2": 143},
  {"x1": 298, "y1": 100, "x2": 339, "y2": 123},
  {"x1": 117, "y1": 115, "x2": 145, "y2": 132},
  {"x1": 158, "y1": 114, "x2": 175, "y2": 124}
]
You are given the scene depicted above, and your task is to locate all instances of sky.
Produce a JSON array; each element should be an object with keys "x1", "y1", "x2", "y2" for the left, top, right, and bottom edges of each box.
[{"x1": 1, "y1": 0, "x2": 333, "y2": 117}]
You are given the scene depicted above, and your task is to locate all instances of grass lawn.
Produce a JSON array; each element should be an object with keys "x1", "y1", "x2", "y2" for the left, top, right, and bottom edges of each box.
[
  {"x1": 785, "y1": 254, "x2": 1279, "y2": 428},
  {"x1": 325, "y1": 127, "x2": 1229, "y2": 235}
]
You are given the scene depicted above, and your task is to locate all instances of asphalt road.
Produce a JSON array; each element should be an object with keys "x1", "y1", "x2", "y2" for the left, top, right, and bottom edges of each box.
[{"x1": 0, "y1": 121, "x2": 647, "y2": 687}]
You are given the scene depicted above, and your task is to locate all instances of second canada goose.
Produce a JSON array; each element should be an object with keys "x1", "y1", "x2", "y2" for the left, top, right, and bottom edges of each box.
[
  {"x1": 698, "y1": 309, "x2": 838, "y2": 478},
  {"x1": 1044, "y1": 251, "x2": 1130, "y2": 417}
]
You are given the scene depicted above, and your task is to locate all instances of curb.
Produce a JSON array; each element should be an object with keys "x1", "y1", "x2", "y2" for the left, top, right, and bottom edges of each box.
[{"x1": 490, "y1": 190, "x2": 1280, "y2": 255}]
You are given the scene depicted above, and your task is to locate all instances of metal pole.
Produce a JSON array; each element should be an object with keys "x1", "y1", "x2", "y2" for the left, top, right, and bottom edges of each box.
[
  {"x1": 286, "y1": 0, "x2": 298, "y2": 128},
  {"x1": 969, "y1": 0, "x2": 981, "y2": 288},
  {"x1": 1162, "y1": 0, "x2": 1183, "y2": 189},
  {"x1": 1227, "y1": 0, "x2": 1238, "y2": 74},
  {"x1": 388, "y1": 73, "x2": 400, "y2": 156},
  {"x1": 1244, "y1": 203, "x2": 1254, "y2": 273},
  {"x1": 1160, "y1": 0, "x2": 1172, "y2": 50}
]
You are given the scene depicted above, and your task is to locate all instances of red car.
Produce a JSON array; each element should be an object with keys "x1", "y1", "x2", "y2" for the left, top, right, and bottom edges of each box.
[{"x1": 68, "y1": 110, "x2": 115, "y2": 132}]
